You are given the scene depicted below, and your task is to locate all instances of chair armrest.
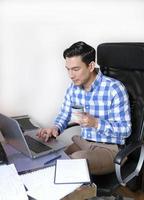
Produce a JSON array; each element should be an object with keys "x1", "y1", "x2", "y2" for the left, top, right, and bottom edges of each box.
[
  {"x1": 114, "y1": 141, "x2": 143, "y2": 165},
  {"x1": 114, "y1": 141, "x2": 144, "y2": 186}
]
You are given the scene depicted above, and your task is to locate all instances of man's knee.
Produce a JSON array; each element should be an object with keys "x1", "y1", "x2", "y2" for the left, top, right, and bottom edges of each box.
[
  {"x1": 70, "y1": 150, "x2": 87, "y2": 159},
  {"x1": 70, "y1": 150, "x2": 114, "y2": 175},
  {"x1": 72, "y1": 135, "x2": 80, "y2": 142}
]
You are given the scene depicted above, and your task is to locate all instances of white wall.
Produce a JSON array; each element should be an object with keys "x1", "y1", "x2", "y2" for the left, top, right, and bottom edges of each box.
[{"x1": 0, "y1": 0, "x2": 144, "y2": 127}]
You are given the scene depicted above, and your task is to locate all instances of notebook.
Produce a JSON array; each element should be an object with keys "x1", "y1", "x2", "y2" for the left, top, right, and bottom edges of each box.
[
  {"x1": 54, "y1": 159, "x2": 91, "y2": 184},
  {"x1": 0, "y1": 113, "x2": 66, "y2": 159}
]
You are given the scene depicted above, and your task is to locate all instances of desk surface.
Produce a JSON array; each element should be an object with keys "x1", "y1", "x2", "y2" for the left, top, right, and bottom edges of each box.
[
  {"x1": 62, "y1": 183, "x2": 97, "y2": 200},
  {"x1": 2, "y1": 143, "x2": 69, "y2": 173},
  {"x1": 2, "y1": 142, "x2": 97, "y2": 200}
]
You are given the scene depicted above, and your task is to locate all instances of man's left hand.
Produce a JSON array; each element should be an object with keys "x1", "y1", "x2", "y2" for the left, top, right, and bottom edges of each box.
[{"x1": 74, "y1": 112, "x2": 98, "y2": 128}]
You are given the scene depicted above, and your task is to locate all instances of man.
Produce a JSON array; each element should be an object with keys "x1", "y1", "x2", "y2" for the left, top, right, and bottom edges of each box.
[{"x1": 37, "y1": 41, "x2": 131, "y2": 175}]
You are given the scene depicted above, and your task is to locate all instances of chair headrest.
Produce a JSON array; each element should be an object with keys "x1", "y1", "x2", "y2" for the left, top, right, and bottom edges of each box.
[{"x1": 97, "y1": 43, "x2": 144, "y2": 70}]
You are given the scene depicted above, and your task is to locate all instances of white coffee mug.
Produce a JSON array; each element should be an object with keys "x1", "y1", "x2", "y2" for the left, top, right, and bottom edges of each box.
[{"x1": 71, "y1": 105, "x2": 84, "y2": 122}]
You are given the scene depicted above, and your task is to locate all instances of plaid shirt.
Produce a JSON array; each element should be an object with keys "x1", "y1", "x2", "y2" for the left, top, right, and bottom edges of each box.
[{"x1": 54, "y1": 70, "x2": 131, "y2": 145}]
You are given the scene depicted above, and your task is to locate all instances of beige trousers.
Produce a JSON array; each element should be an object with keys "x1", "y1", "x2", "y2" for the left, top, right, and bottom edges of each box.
[{"x1": 65, "y1": 135, "x2": 119, "y2": 175}]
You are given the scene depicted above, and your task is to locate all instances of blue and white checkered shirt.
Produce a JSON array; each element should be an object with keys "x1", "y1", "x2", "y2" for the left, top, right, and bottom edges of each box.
[{"x1": 54, "y1": 70, "x2": 131, "y2": 145}]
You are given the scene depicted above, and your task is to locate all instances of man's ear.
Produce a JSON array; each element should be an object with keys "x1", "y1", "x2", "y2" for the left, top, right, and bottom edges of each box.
[{"x1": 89, "y1": 61, "x2": 95, "y2": 72}]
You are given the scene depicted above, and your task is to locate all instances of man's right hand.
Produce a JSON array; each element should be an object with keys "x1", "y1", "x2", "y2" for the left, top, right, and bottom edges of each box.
[{"x1": 36, "y1": 126, "x2": 59, "y2": 142}]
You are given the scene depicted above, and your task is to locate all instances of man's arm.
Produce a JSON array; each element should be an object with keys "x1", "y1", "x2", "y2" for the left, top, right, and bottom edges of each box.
[
  {"x1": 76, "y1": 83, "x2": 131, "y2": 139},
  {"x1": 97, "y1": 83, "x2": 131, "y2": 138},
  {"x1": 53, "y1": 86, "x2": 72, "y2": 133}
]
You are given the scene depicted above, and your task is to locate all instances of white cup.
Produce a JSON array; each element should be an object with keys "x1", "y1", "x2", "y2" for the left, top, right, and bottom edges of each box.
[{"x1": 71, "y1": 105, "x2": 84, "y2": 122}]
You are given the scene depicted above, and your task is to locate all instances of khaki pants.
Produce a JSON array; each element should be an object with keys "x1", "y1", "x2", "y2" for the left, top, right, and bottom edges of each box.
[{"x1": 65, "y1": 135, "x2": 119, "y2": 175}]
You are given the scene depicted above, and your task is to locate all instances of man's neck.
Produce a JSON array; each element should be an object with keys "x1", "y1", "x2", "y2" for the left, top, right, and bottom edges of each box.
[{"x1": 84, "y1": 70, "x2": 97, "y2": 91}]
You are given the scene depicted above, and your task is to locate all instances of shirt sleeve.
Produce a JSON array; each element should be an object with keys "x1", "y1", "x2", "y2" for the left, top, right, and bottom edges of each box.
[
  {"x1": 53, "y1": 85, "x2": 72, "y2": 133},
  {"x1": 97, "y1": 82, "x2": 131, "y2": 139}
]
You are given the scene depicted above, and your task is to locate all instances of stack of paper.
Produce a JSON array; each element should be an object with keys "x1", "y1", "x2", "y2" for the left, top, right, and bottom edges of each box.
[
  {"x1": 20, "y1": 165, "x2": 82, "y2": 200},
  {"x1": 0, "y1": 164, "x2": 28, "y2": 200}
]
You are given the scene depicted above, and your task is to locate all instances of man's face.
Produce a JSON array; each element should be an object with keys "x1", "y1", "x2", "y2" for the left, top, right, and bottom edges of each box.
[{"x1": 65, "y1": 56, "x2": 93, "y2": 86}]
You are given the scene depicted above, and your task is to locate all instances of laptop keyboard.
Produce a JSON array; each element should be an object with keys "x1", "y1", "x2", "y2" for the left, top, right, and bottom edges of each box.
[{"x1": 24, "y1": 135, "x2": 52, "y2": 153}]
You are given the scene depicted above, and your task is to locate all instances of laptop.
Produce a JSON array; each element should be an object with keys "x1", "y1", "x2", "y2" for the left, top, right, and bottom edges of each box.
[{"x1": 0, "y1": 113, "x2": 66, "y2": 159}]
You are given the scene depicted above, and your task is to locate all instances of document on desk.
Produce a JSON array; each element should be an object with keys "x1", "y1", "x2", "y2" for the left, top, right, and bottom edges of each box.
[
  {"x1": 0, "y1": 164, "x2": 28, "y2": 200},
  {"x1": 20, "y1": 165, "x2": 82, "y2": 200},
  {"x1": 54, "y1": 159, "x2": 91, "y2": 184}
]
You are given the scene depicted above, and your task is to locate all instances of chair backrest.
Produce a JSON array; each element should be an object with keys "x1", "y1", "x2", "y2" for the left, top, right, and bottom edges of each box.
[{"x1": 97, "y1": 43, "x2": 144, "y2": 145}]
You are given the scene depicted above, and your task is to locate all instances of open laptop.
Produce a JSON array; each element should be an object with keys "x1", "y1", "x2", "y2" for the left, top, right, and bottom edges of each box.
[{"x1": 0, "y1": 113, "x2": 66, "y2": 159}]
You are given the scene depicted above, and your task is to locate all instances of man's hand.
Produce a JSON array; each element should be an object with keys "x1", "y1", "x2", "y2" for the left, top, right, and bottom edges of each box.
[
  {"x1": 74, "y1": 112, "x2": 98, "y2": 128},
  {"x1": 36, "y1": 126, "x2": 59, "y2": 142}
]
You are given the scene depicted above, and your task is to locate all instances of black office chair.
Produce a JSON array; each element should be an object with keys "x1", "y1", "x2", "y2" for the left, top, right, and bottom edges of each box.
[{"x1": 66, "y1": 43, "x2": 144, "y2": 200}]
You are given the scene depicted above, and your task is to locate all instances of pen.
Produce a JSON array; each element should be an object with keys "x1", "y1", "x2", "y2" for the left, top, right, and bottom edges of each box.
[{"x1": 44, "y1": 155, "x2": 61, "y2": 165}]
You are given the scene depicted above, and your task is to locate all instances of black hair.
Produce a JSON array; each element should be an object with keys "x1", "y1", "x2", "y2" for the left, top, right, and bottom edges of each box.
[{"x1": 63, "y1": 41, "x2": 96, "y2": 65}]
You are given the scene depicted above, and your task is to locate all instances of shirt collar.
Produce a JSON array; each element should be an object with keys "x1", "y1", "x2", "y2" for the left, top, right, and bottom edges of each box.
[{"x1": 88, "y1": 69, "x2": 102, "y2": 92}]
